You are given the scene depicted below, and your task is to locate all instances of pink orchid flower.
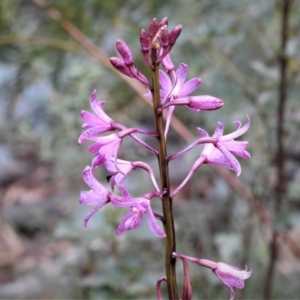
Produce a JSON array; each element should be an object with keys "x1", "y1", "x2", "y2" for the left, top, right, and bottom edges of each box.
[
  {"x1": 199, "y1": 116, "x2": 251, "y2": 176},
  {"x1": 78, "y1": 90, "x2": 115, "y2": 145},
  {"x1": 110, "y1": 188, "x2": 165, "y2": 237}
]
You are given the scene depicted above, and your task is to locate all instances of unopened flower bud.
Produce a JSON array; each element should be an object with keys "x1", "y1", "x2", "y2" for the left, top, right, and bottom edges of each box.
[
  {"x1": 156, "y1": 277, "x2": 167, "y2": 300},
  {"x1": 169, "y1": 24, "x2": 183, "y2": 47},
  {"x1": 160, "y1": 28, "x2": 169, "y2": 49},
  {"x1": 116, "y1": 40, "x2": 134, "y2": 66},
  {"x1": 188, "y1": 95, "x2": 224, "y2": 111},
  {"x1": 149, "y1": 18, "x2": 160, "y2": 38},
  {"x1": 140, "y1": 29, "x2": 151, "y2": 52},
  {"x1": 161, "y1": 96, "x2": 224, "y2": 112},
  {"x1": 160, "y1": 17, "x2": 168, "y2": 27},
  {"x1": 110, "y1": 57, "x2": 134, "y2": 77},
  {"x1": 151, "y1": 25, "x2": 168, "y2": 50},
  {"x1": 140, "y1": 29, "x2": 151, "y2": 66}
]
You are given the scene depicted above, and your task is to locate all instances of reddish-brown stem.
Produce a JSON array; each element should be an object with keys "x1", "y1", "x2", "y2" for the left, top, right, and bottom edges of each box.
[
  {"x1": 263, "y1": 0, "x2": 291, "y2": 298},
  {"x1": 150, "y1": 49, "x2": 178, "y2": 299}
]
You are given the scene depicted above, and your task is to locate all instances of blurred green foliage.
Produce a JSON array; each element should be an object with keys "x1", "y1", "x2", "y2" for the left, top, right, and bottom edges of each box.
[{"x1": 0, "y1": 0, "x2": 300, "y2": 299}]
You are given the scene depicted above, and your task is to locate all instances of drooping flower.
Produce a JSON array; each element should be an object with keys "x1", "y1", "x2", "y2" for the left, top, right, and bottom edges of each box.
[
  {"x1": 78, "y1": 90, "x2": 115, "y2": 145},
  {"x1": 198, "y1": 116, "x2": 251, "y2": 176},
  {"x1": 79, "y1": 166, "x2": 111, "y2": 228},
  {"x1": 110, "y1": 188, "x2": 165, "y2": 237},
  {"x1": 213, "y1": 263, "x2": 252, "y2": 300},
  {"x1": 172, "y1": 253, "x2": 252, "y2": 300}
]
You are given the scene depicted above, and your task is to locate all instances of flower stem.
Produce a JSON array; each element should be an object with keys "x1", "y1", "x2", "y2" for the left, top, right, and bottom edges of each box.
[
  {"x1": 263, "y1": 0, "x2": 291, "y2": 298},
  {"x1": 150, "y1": 48, "x2": 178, "y2": 300}
]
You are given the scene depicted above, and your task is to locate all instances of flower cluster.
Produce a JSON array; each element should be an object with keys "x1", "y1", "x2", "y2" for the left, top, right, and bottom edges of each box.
[
  {"x1": 79, "y1": 17, "x2": 251, "y2": 300},
  {"x1": 80, "y1": 166, "x2": 165, "y2": 237}
]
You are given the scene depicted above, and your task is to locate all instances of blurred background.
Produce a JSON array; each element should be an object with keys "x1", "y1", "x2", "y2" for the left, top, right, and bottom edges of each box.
[{"x1": 0, "y1": 0, "x2": 299, "y2": 299}]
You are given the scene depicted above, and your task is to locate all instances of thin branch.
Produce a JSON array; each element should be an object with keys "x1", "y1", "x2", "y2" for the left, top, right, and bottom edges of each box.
[
  {"x1": 0, "y1": 35, "x2": 84, "y2": 54},
  {"x1": 263, "y1": 0, "x2": 291, "y2": 299}
]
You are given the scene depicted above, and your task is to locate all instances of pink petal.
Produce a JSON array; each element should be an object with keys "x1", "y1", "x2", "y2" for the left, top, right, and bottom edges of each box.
[
  {"x1": 221, "y1": 141, "x2": 250, "y2": 159},
  {"x1": 180, "y1": 77, "x2": 201, "y2": 97},
  {"x1": 105, "y1": 159, "x2": 133, "y2": 175},
  {"x1": 78, "y1": 127, "x2": 112, "y2": 144},
  {"x1": 216, "y1": 144, "x2": 242, "y2": 176},
  {"x1": 119, "y1": 185, "x2": 131, "y2": 198},
  {"x1": 145, "y1": 206, "x2": 166, "y2": 237},
  {"x1": 161, "y1": 54, "x2": 174, "y2": 73},
  {"x1": 116, "y1": 210, "x2": 142, "y2": 235},
  {"x1": 89, "y1": 91, "x2": 112, "y2": 123},
  {"x1": 91, "y1": 154, "x2": 106, "y2": 167},
  {"x1": 110, "y1": 196, "x2": 141, "y2": 208},
  {"x1": 80, "y1": 111, "x2": 102, "y2": 127},
  {"x1": 215, "y1": 263, "x2": 252, "y2": 288},
  {"x1": 222, "y1": 116, "x2": 250, "y2": 141},
  {"x1": 87, "y1": 142, "x2": 101, "y2": 153},
  {"x1": 221, "y1": 141, "x2": 248, "y2": 151},
  {"x1": 99, "y1": 139, "x2": 121, "y2": 159},
  {"x1": 83, "y1": 202, "x2": 107, "y2": 228},
  {"x1": 82, "y1": 166, "x2": 109, "y2": 192},
  {"x1": 213, "y1": 122, "x2": 224, "y2": 138},
  {"x1": 164, "y1": 106, "x2": 175, "y2": 137},
  {"x1": 93, "y1": 134, "x2": 118, "y2": 145},
  {"x1": 80, "y1": 190, "x2": 106, "y2": 205},
  {"x1": 159, "y1": 70, "x2": 172, "y2": 91},
  {"x1": 197, "y1": 127, "x2": 209, "y2": 138},
  {"x1": 173, "y1": 63, "x2": 188, "y2": 95},
  {"x1": 203, "y1": 148, "x2": 237, "y2": 172}
]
